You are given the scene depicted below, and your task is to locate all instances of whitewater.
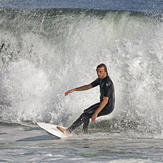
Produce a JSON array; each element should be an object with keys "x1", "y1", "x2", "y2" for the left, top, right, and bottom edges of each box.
[{"x1": 0, "y1": 0, "x2": 163, "y2": 162}]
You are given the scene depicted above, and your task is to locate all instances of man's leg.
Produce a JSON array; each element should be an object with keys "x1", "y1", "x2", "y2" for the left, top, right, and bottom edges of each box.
[
  {"x1": 57, "y1": 103, "x2": 114, "y2": 135},
  {"x1": 82, "y1": 103, "x2": 114, "y2": 133},
  {"x1": 68, "y1": 103, "x2": 100, "y2": 133},
  {"x1": 57, "y1": 112, "x2": 91, "y2": 135},
  {"x1": 82, "y1": 118, "x2": 89, "y2": 133}
]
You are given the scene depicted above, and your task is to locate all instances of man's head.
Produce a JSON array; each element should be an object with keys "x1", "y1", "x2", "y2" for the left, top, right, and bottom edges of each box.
[{"x1": 96, "y1": 63, "x2": 108, "y2": 79}]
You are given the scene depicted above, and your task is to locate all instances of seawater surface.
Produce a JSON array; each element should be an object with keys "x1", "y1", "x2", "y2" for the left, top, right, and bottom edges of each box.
[{"x1": 1, "y1": 123, "x2": 163, "y2": 163}]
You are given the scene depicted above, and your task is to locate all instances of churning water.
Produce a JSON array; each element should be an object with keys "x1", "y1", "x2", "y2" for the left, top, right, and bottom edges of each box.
[{"x1": 0, "y1": 0, "x2": 163, "y2": 162}]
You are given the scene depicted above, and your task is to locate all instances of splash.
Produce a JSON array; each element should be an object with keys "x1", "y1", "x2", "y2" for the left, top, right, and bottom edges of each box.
[
  {"x1": 0, "y1": 9, "x2": 162, "y2": 134},
  {"x1": 0, "y1": 59, "x2": 50, "y2": 122}
]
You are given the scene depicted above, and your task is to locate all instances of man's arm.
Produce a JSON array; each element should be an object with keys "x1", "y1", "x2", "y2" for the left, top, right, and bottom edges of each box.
[
  {"x1": 65, "y1": 84, "x2": 93, "y2": 96},
  {"x1": 91, "y1": 97, "x2": 109, "y2": 122}
]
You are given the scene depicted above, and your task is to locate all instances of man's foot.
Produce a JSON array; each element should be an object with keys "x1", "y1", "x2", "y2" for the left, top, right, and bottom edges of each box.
[{"x1": 57, "y1": 126, "x2": 70, "y2": 136}]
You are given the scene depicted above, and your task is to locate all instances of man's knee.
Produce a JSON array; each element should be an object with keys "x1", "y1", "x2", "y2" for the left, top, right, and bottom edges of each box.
[
  {"x1": 79, "y1": 112, "x2": 89, "y2": 121},
  {"x1": 98, "y1": 106, "x2": 114, "y2": 117}
]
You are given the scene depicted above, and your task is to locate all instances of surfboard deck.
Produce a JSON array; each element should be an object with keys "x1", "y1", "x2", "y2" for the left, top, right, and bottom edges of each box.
[{"x1": 37, "y1": 122, "x2": 68, "y2": 139}]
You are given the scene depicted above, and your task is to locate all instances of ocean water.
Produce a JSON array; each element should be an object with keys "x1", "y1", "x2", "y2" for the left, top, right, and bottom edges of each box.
[{"x1": 0, "y1": 0, "x2": 163, "y2": 162}]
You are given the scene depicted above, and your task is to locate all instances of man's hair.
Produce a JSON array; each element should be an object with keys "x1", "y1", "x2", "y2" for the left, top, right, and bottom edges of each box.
[{"x1": 96, "y1": 63, "x2": 108, "y2": 75}]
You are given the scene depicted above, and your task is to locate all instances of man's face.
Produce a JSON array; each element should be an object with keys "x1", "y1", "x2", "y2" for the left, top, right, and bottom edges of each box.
[{"x1": 96, "y1": 67, "x2": 107, "y2": 79}]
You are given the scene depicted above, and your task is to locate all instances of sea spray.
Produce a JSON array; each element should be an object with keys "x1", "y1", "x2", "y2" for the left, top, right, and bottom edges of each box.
[{"x1": 0, "y1": 9, "x2": 162, "y2": 134}]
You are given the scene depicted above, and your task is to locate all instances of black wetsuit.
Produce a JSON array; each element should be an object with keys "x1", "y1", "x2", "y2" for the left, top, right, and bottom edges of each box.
[{"x1": 68, "y1": 75, "x2": 115, "y2": 133}]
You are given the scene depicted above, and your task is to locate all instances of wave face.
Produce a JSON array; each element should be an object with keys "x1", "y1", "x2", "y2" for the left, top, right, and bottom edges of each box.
[{"x1": 0, "y1": 8, "x2": 162, "y2": 134}]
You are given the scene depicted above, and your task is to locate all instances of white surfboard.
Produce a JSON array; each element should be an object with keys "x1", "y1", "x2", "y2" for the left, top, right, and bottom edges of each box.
[{"x1": 37, "y1": 122, "x2": 68, "y2": 138}]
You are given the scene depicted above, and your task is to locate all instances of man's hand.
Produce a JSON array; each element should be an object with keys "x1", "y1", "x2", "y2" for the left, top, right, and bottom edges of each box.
[
  {"x1": 65, "y1": 89, "x2": 74, "y2": 96},
  {"x1": 91, "y1": 112, "x2": 98, "y2": 122}
]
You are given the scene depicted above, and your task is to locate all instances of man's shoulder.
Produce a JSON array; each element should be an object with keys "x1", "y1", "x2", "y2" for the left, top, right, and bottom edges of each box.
[
  {"x1": 91, "y1": 78, "x2": 100, "y2": 87},
  {"x1": 94, "y1": 78, "x2": 101, "y2": 83},
  {"x1": 105, "y1": 76, "x2": 112, "y2": 82},
  {"x1": 104, "y1": 76, "x2": 113, "y2": 86}
]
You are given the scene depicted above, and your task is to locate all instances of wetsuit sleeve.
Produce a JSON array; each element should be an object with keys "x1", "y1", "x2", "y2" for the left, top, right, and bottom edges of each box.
[
  {"x1": 104, "y1": 80, "x2": 113, "y2": 98},
  {"x1": 91, "y1": 78, "x2": 100, "y2": 87}
]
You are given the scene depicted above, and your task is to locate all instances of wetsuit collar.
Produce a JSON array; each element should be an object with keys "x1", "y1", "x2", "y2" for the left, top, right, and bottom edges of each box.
[{"x1": 101, "y1": 75, "x2": 108, "y2": 80}]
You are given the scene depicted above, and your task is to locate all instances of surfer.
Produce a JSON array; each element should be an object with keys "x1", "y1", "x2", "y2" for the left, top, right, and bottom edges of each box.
[{"x1": 57, "y1": 63, "x2": 115, "y2": 135}]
